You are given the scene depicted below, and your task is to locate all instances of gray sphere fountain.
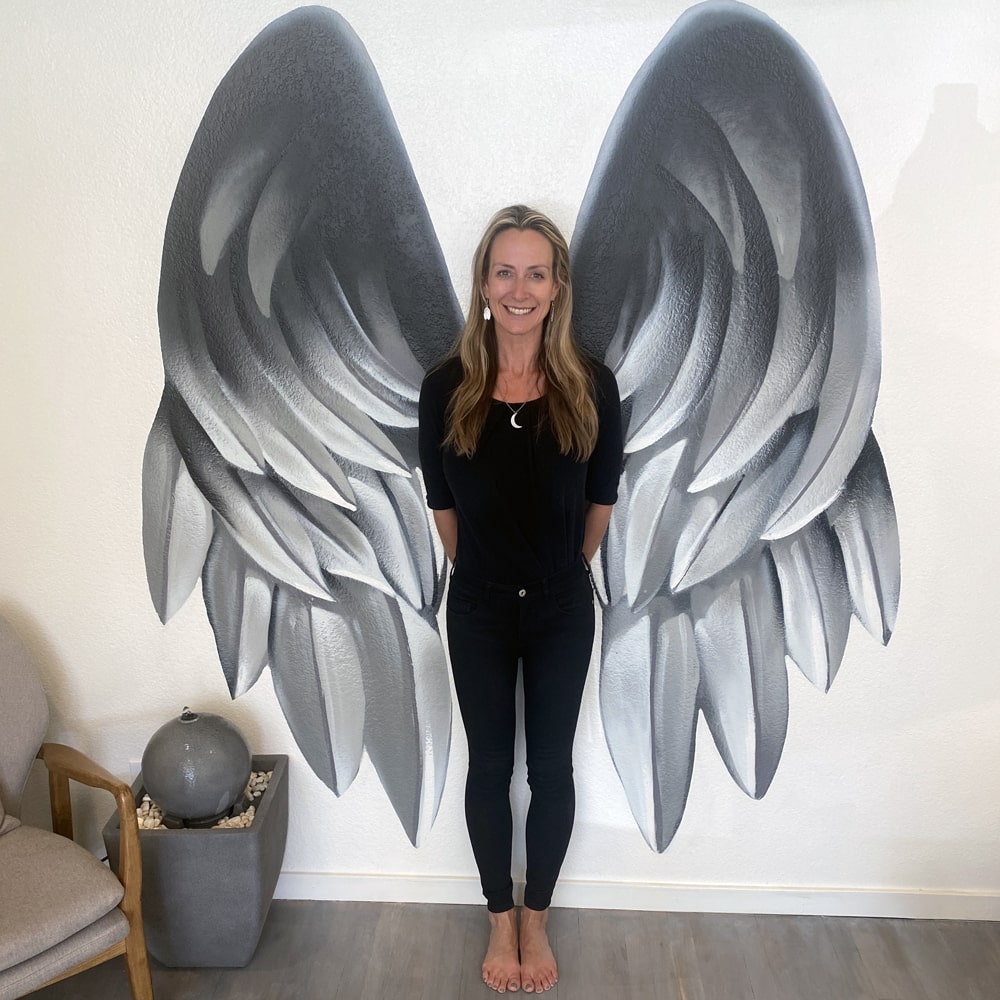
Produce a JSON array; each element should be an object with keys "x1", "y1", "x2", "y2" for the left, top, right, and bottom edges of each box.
[{"x1": 141, "y1": 707, "x2": 252, "y2": 827}]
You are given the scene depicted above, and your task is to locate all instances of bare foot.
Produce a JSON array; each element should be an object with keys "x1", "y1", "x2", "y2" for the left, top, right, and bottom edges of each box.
[
  {"x1": 519, "y1": 907, "x2": 557, "y2": 993},
  {"x1": 483, "y1": 908, "x2": 521, "y2": 993}
]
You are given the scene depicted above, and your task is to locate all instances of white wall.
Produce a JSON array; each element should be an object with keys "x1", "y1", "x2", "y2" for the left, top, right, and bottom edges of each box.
[{"x1": 2, "y1": 0, "x2": 998, "y2": 918}]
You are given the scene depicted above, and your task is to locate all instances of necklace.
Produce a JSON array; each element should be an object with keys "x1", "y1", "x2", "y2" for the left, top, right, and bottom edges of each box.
[
  {"x1": 504, "y1": 399, "x2": 528, "y2": 430},
  {"x1": 499, "y1": 372, "x2": 539, "y2": 430}
]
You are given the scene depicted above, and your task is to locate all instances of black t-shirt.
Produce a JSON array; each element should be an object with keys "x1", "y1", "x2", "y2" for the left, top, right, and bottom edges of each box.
[{"x1": 418, "y1": 356, "x2": 623, "y2": 584}]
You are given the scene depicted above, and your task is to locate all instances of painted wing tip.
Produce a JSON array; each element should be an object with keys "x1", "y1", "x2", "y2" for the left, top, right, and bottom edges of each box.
[
  {"x1": 228, "y1": 676, "x2": 259, "y2": 700},
  {"x1": 751, "y1": 763, "x2": 781, "y2": 801},
  {"x1": 152, "y1": 587, "x2": 182, "y2": 626},
  {"x1": 654, "y1": 824, "x2": 682, "y2": 854}
]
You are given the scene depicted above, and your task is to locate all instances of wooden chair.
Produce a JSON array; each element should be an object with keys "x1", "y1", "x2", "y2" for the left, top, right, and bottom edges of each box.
[{"x1": 0, "y1": 615, "x2": 153, "y2": 999}]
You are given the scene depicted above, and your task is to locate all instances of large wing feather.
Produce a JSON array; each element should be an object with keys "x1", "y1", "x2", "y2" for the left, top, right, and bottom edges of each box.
[
  {"x1": 201, "y1": 522, "x2": 271, "y2": 698},
  {"x1": 141, "y1": 8, "x2": 461, "y2": 843},
  {"x1": 827, "y1": 433, "x2": 900, "y2": 645},
  {"x1": 572, "y1": 1, "x2": 899, "y2": 850},
  {"x1": 599, "y1": 596, "x2": 700, "y2": 852},
  {"x1": 142, "y1": 400, "x2": 214, "y2": 622},
  {"x1": 692, "y1": 553, "x2": 788, "y2": 799}
]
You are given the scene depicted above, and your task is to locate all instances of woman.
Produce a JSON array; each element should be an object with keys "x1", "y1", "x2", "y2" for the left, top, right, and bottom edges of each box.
[{"x1": 418, "y1": 205, "x2": 623, "y2": 994}]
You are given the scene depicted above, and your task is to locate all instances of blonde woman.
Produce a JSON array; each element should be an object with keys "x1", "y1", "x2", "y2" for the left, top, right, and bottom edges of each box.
[{"x1": 419, "y1": 206, "x2": 623, "y2": 993}]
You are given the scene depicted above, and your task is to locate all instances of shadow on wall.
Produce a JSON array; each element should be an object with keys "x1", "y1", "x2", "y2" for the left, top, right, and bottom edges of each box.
[
  {"x1": 873, "y1": 82, "x2": 1000, "y2": 711},
  {"x1": 878, "y1": 83, "x2": 999, "y2": 340}
]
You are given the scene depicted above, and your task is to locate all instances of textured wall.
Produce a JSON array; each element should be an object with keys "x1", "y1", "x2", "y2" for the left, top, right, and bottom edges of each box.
[{"x1": 1, "y1": 0, "x2": 998, "y2": 912}]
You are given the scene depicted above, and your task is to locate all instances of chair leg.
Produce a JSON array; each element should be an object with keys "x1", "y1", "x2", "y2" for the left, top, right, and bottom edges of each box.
[{"x1": 123, "y1": 919, "x2": 154, "y2": 1000}]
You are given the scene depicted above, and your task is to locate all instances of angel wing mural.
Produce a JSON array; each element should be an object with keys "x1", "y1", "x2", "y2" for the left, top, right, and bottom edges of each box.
[{"x1": 142, "y1": 0, "x2": 899, "y2": 851}]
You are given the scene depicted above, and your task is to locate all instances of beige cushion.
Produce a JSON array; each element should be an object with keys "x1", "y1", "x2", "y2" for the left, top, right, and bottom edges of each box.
[
  {"x1": 0, "y1": 909, "x2": 129, "y2": 1000},
  {"x1": 0, "y1": 825, "x2": 124, "y2": 970}
]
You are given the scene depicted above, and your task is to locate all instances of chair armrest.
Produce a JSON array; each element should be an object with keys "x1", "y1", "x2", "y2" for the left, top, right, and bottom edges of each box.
[
  {"x1": 39, "y1": 741, "x2": 128, "y2": 795},
  {"x1": 36, "y1": 742, "x2": 143, "y2": 921}
]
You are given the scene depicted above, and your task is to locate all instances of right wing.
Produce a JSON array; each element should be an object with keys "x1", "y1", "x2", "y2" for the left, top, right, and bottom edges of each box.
[
  {"x1": 141, "y1": 7, "x2": 461, "y2": 844},
  {"x1": 572, "y1": 1, "x2": 900, "y2": 851}
]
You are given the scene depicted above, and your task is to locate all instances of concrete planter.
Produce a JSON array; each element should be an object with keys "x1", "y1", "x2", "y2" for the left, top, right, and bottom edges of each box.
[{"x1": 103, "y1": 753, "x2": 289, "y2": 967}]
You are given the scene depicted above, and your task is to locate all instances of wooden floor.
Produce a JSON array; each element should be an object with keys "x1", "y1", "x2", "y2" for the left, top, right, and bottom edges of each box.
[{"x1": 33, "y1": 901, "x2": 1000, "y2": 1000}]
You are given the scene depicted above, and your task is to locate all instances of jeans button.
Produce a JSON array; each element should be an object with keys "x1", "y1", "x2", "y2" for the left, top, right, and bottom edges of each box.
[{"x1": 518, "y1": 588, "x2": 526, "y2": 597}]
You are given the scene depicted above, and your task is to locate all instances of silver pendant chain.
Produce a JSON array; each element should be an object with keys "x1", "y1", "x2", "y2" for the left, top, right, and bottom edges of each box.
[
  {"x1": 505, "y1": 400, "x2": 528, "y2": 429},
  {"x1": 499, "y1": 373, "x2": 539, "y2": 430}
]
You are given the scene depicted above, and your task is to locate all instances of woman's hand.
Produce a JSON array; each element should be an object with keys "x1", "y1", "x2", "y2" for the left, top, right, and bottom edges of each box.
[
  {"x1": 582, "y1": 503, "x2": 613, "y2": 563},
  {"x1": 432, "y1": 508, "x2": 458, "y2": 563}
]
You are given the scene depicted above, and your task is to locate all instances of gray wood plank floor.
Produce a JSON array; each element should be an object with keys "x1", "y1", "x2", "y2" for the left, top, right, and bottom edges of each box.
[{"x1": 32, "y1": 901, "x2": 1000, "y2": 999}]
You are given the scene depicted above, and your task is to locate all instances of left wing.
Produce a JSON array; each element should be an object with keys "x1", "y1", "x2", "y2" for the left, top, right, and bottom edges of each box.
[{"x1": 141, "y1": 7, "x2": 461, "y2": 844}]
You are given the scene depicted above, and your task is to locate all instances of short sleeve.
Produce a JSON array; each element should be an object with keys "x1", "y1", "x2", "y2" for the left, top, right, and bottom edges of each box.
[
  {"x1": 418, "y1": 364, "x2": 457, "y2": 510},
  {"x1": 585, "y1": 364, "x2": 623, "y2": 505}
]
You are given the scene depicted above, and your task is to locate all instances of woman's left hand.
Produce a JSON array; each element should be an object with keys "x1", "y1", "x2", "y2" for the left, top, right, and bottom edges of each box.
[{"x1": 582, "y1": 503, "x2": 614, "y2": 563}]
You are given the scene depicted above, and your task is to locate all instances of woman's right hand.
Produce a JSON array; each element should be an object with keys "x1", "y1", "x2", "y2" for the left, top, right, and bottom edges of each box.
[{"x1": 432, "y1": 508, "x2": 458, "y2": 563}]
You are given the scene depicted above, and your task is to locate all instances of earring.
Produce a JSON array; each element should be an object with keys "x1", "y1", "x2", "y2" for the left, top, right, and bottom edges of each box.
[{"x1": 483, "y1": 300, "x2": 492, "y2": 322}]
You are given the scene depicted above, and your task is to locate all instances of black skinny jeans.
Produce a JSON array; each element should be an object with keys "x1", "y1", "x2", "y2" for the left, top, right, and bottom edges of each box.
[{"x1": 446, "y1": 560, "x2": 596, "y2": 913}]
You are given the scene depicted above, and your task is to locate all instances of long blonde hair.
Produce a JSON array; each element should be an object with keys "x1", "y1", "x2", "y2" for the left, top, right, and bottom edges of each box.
[{"x1": 443, "y1": 205, "x2": 598, "y2": 460}]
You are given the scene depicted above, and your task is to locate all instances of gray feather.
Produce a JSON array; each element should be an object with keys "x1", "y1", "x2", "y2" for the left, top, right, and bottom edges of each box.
[
  {"x1": 620, "y1": 438, "x2": 687, "y2": 609},
  {"x1": 692, "y1": 553, "x2": 788, "y2": 799},
  {"x1": 202, "y1": 524, "x2": 272, "y2": 698},
  {"x1": 600, "y1": 597, "x2": 700, "y2": 852},
  {"x1": 142, "y1": 398, "x2": 214, "y2": 623},
  {"x1": 771, "y1": 520, "x2": 852, "y2": 691},
  {"x1": 344, "y1": 582, "x2": 451, "y2": 844},
  {"x1": 827, "y1": 433, "x2": 900, "y2": 644},
  {"x1": 269, "y1": 587, "x2": 366, "y2": 796},
  {"x1": 672, "y1": 410, "x2": 814, "y2": 591}
]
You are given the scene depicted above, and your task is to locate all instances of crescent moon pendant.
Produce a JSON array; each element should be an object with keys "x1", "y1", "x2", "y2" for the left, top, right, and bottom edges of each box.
[{"x1": 510, "y1": 412, "x2": 523, "y2": 429}]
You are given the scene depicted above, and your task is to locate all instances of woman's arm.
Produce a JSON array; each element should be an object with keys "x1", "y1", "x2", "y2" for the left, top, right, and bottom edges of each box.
[
  {"x1": 582, "y1": 364, "x2": 622, "y2": 564},
  {"x1": 582, "y1": 502, "x2": 613, "y2": 563},
  {"x1": 433, "y1": 508, "x2": 458, "y2": 563}
]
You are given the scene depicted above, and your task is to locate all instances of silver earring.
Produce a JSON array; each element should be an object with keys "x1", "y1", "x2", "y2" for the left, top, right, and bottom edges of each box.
[{"x1": 483, "y1": 301, "x2": 492, "y2": 322}]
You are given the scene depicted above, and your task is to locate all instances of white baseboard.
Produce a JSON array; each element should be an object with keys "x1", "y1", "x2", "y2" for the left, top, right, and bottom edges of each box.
[{"x1": 275, "y1": 872, "x2": 1000, "y2": 921}]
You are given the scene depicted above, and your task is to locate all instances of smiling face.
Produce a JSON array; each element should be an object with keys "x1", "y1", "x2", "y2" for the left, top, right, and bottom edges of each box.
[{"x1": 482, "y1": 227, "x2": 560, "y2": 345}]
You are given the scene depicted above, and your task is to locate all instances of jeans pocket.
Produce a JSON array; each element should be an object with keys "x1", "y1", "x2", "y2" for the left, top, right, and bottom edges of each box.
[
  {"x1": 554, "y1": 573, "x2": 594, "y2": 616},
  {"x1": 447, "y1": 580, "x2": 479, "y2": 616}
]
